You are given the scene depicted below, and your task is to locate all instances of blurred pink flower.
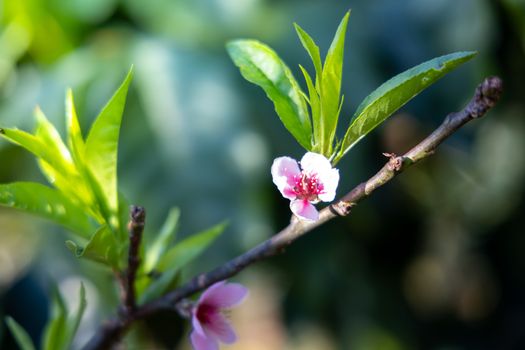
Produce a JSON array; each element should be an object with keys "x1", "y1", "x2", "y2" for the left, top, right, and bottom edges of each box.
[
  {"x1": 271, "y1": 152, "x2": 339, "y2": 221},
  {"x1": 190, "y1": 281, "x2": 248, "y2": 350}
]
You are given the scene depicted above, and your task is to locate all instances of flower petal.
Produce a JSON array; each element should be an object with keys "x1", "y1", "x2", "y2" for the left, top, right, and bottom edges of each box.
[
  {"x1": 290, "y1": 199, "x2": 319, "y2": 221},
  {"x1": 318, "y1": 168, "x2": 339, "y2": 202},
  {"x1": 199, "y1": 281, "x2": 226, "y2": 305},
  {"x1": 205, "y1": 312, "x2": 237, "y2": 344},
  {"x1": 300, "y1": 152, "x2": 332, "y2": 176},
  {"x1": 192, "y1": 313, "x2": 206, "y2": 337},
  {"x1": 271, "y1": 156, "x2": 300, "y2": 200},
  {"x1": 200, "y1": 282, "x2": 248, "y2": 308},
  {"x1": 191, "y1": 330, "x2": 219, "y2": 350}
]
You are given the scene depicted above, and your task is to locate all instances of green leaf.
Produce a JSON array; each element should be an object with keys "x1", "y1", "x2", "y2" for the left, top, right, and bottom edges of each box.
[
  {"x1": 299, "y1": 65, "x2": 322, "y2": 151},
  {"x1": 0, "y1": 127, "x2": 73, "y2": 177},
  {"x1": 66, "y1": 225, "x2": 121, "y2": 267},
  {"x1": 66, "y1": 283, "x2": 87, "y2": 346},
  {"x1": 335, "y1": 51, "x2": 477, "y2": 164},
  {"x1": 139, "y1": 268, "x2": 182, "y2": 304},
  {"x1": 139, "y1": 221, "x2": 226, "y2": 303},
  {"x1": 34, "y1": 107, "x2": 72, "y2": 166},
  {"x1": 156, "y1": 221, "x2": 227, "y2": 272},
  {"x1": 143, "y1": 207, "x2": 181, "y2": 273},
  {"x1": 84, "y1": 68, "x2": 133, "y2": 229},
  {"x1": 227, "y1": 40, "x2": 312, "y2": 149},
  {"x1": 42, "y1": 286, "x2": 68, "y2": 350},
  {"x1": 40, "y1": 283, "x2": 86, "y2": 350},
  {"x1": 320, "y1": 11, "x2": 350, "y2": 156},
  {"x1": 0, "y1": 107, "x2": 95, "y2": 212},
  {"x1": 33, "y1": 108, "x2": 94, "y2": 206},
  {"x1": 116, "y1": 192, "x2": 131, "y2": 244},
  {"x1": 5, "y1": 317, "x2": 36, "y2": 350},
  {"x1": 0, "y1": 182, "x2": 96, "y2": 238},
  {"x1": 294, "y1": 24, "x2": 322, "y2": 84},
  {"x1": 65, "y1": 89, "x2": 86, "y2": 169}
]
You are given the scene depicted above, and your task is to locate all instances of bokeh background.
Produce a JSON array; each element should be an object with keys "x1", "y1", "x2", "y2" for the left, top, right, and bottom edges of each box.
[{"x1": 1, "y1": 0, "x2": 524, "y2": 349}]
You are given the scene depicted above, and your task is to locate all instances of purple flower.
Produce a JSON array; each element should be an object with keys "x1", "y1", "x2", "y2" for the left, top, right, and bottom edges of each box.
[
  {"x1": 271, "y1": 152, "x2": 339, "y2": 221},
  {"x1": 190, "y1": 281, "x2": 248, "y2": 350}
]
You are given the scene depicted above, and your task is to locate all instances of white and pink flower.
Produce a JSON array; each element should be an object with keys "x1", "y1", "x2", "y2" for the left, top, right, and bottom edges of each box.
[
  {"x1": 271, "y1": 152, "x2": 339, "y2": 221},
  {"x1": 190, "y1": 281, "x2": 248, "y2": 350}
]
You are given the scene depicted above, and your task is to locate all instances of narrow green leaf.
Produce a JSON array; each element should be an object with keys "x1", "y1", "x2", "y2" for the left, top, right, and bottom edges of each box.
[
  {"x1": 299, "y1": 65, "x2": 321, "y2": 152},
  {"x1": 66, "y1": 225, "x2": 121, "y2": 267},
  {"x1": 144, "y1": 207, "x2": 181, "y2": 273},
  {"x1": 0, "y1": 127, "x2": 73, "y2": 176},
  {"x1": 66, "y1": 283, "x2": 87, "y2": 346},
  {"x1": 65, "y1": 89, "x2": 86, "y2": 168},
  {"x1": 43, "y1": 286, "x2": 68, "y2": 350},
  {"x1": 0, "y1": 182, "x2": 96, "y2": 238},
  {"x1": 84, "y1": 68, "x2": 133, "y2": 229},
  {"x1": 320, "y1": 11, "x2": 350, "y2": 156},
  {"x1": 33, "y1": 108, "x2": 94, "y2": 206},
  {"x1": 227, "y1": 40, "x2": 312, "y2": 149},
  {"x1": 335, "y1": 51, "x2": 477, "y2": 164},
  {"x1": 34, "y1": 107, "x2": 72, "y2": 165},
  {"x1": 139, "y1": 268, "x2": 182, "y2": 304},
  {"x1": 294, "y1": 24, "x2": 323, "y2": 84},
  {"x1": 40, "y1": 283, "x2": 87, "y2": 350},
  {"x1": 156, "y1": 222, "x2": 227, "y2": 272},
  {"x1": 5, "y1": 317, "x2": 36, "y2": 350}
]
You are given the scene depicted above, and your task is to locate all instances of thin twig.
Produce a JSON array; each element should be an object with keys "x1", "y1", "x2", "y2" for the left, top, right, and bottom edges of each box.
[
  {"x1": 124, "y1": 205, "x2": 145, "y2": 312},
  {"x1": 82, "y1": 76, "x2": 502, "y2": 350}
]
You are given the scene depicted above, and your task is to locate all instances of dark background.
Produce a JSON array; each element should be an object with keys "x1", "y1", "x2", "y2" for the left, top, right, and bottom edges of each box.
[{"x1": 0, "y1": 0, "x2": 524, "y2": 349}]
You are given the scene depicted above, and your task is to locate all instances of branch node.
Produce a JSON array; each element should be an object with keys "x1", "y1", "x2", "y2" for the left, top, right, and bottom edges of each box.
[
  {"x1": 175, "y1": 299, "x2": 194, "y2": 319},
  {"x1": 469, "y1": 76, "x2": 503, "y2": 118},
  {"x1": 383, "y1": 153, "x2": 404, "y2": 172},
  {"x1": 330, "y1": 201, "x2": 354, "y2": 216}
]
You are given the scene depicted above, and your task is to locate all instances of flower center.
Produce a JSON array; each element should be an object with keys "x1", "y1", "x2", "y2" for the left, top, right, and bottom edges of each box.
[
  {"x1": 293, "y1": 172, "x2": 324, "y2": 201},
  {"x1": 196, "y1": 303, "x2": 218, "y2": 324}
]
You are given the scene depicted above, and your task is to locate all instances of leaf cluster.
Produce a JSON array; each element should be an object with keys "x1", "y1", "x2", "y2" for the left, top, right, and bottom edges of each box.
[
  {"x1": 227, "y1": 11, "x2": 476, "y2": 164},
  {"x1": 1, "y1": 70, "x2": 227, "y2": 347}
]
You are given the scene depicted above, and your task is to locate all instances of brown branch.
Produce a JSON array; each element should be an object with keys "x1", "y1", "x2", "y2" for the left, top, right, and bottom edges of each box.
[
  {"x1": 82, "y1": 76, "x2": 502, "y2": 350},
  {"x1": 124, "y1": 206, "x2": 146, "y2": 312}
]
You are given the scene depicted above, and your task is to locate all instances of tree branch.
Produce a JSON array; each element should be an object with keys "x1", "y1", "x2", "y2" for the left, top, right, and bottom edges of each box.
[
  {"x1": 124, "y1": 205, "x2": 146, "y2": 312},
  {"x1": 82, "y1": 76, "x2": 502, "y2": 350}
]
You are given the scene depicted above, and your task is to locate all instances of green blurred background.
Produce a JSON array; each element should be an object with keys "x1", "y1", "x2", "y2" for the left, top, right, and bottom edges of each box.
[{"x1": 0, "y1": 0, "x2": 524, "y2": 349}]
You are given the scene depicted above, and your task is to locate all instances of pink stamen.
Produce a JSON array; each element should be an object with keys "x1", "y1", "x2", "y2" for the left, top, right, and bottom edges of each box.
[{"x1": 292, "y1": 172, "x2": 325, "y2": 201}]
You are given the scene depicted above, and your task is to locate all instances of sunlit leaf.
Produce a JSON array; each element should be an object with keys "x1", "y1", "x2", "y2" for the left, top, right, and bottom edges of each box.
[
  {"x1": 335, "y1": 51, "x2": 476, "y2": 164},
  {"x1": 156, "y1": 222, "x2": 227, "y2": 272},
  {"x1": 320, "y1": 11, "x2": 350, "y2": 156},
  {"x1": 84, "y1": 68, "x2": 133, "y2": 230},
  {"x1": 32, "y1": 108, "x2": 94, "y2": 206},
  {"x1": 0, "y1": 127, "x2": 73, "y2": 176},
  {"x1": 65, "y1": 89, "x2": 86, "y2": 169},
  {"x1": 5, "y1": 317, "x2": 36, "y2": 350},
  {"x1": 34, "y1": 107, "x2": 72, "y2": 165},
  {"x1": 294, "y1": 24, "x2": 322, "y2": 84},
  {"x1": 227, "y1": 40, "x2": 312, "y2": 150},
  {"x1": 0, "y1": 182, "x2": 96, "y2": 238}
]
